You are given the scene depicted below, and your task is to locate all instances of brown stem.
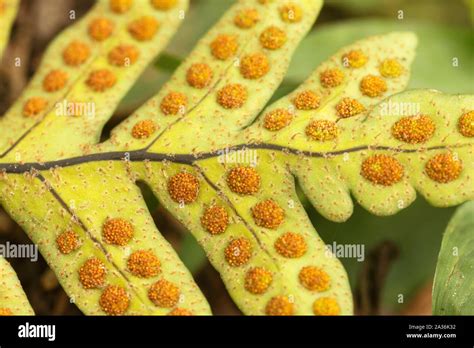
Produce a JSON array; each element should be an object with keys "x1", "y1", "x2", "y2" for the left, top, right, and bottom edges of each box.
[{"x1": 355, "y1": 240, "x2": 399, "y2": 315}]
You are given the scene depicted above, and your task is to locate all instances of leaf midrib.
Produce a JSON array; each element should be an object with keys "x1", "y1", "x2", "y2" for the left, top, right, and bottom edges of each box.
[{"x1": 0, "y1": 142, "x2": 470, "y2": 174}]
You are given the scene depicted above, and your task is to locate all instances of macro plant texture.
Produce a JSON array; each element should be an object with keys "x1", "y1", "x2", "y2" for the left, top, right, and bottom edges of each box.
[{"x1": 0, "y1": 0, "x2": 472, "y2": 316}]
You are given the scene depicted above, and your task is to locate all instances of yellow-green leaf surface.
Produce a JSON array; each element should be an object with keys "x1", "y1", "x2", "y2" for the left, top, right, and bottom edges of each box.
[
  {"x1": 1, "y1": 0, "x2": 189, "y2": 161},
  {"x1": 0, "y1": 0, "x2": 35, "y2": 317},
  {"x1": 100, "y1": 0, "x2": 324, "y2": 154},
  {"x1": 433, "y1": 201, "x2": 474, "y2": 315},
  {"x1": 0, "y1": 0, "x2": 472, "y2": 317},
  {"x1": 284, "y1": 89, "x2": 473, "y2": 221},
  {"x1": 0, "y1": 256, "x2": 34, "y2": 315},
  {"x1": 0, "y1": 0, "x2": 213, "y2": 316},
  {"x1": 0, "y1": 0, "x2": 19, "y2": 57},
  {"x1": 0, "y1": 163, "x2": 210, "y2": 315}
]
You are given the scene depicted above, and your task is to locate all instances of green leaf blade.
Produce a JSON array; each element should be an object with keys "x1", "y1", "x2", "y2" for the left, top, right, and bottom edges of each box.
[{"x1": 433, "y1": 201, "x2": 474, "y2": 315}]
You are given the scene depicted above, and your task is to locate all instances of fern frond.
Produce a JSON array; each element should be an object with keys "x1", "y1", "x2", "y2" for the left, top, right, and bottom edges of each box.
[
  {"x1": 0, "y1": 0, "x2": 189, "y2": 161},
  {"x1": 0, "y1": 0, "x2": 472, "y2": 317},
  {"x1": 0, "y1": 256, "x2": 34, "y2": 315}
]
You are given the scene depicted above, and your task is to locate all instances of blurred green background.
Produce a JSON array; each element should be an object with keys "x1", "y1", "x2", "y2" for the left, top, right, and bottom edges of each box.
[{"x1": 121, "y1": 0, "x2": 473, "y2": 314}]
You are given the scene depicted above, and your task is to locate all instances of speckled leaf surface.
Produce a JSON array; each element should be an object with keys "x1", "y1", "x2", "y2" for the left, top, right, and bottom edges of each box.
[
  {"x1": 0, "y1": 0, "x2": 34, "y2": 317},
  {"x1": 0, "y1": 0, "x2": 472, "y2": 317},
  {"x1": 0, "y1": 0, "x2": 189, "y2": 161},
  {"x1": 283, "y1": 89, "x2": 473, "y2": 221},
  {"x1": 0, "y1": 0, "x2": 212, "y2": 316},
  {"x1": 0, "y1": 256, "x2": 34, "y2": 315},
  {"x1": 433, "y1": 201, "x2": 474, "y2": 315}
]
